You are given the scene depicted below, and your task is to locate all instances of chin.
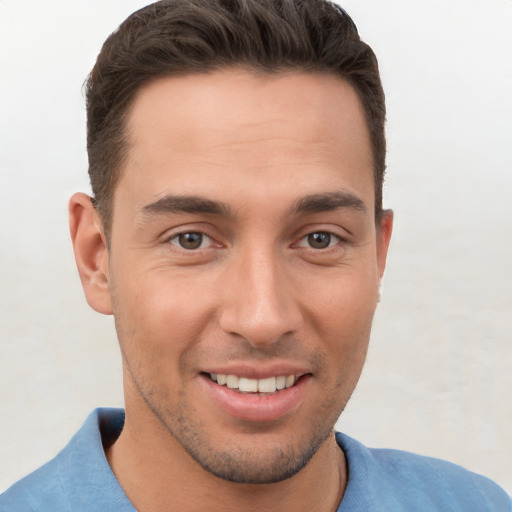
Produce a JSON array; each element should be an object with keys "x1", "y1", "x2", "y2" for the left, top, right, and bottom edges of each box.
[{"x1": 180, "y1": 429, "x2": 333, "y2": 484}]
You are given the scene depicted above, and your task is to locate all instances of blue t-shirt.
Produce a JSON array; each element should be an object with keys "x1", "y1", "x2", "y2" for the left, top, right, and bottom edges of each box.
[{"x1": 1, "y1": 408, "x2": 510, "y2": 511}]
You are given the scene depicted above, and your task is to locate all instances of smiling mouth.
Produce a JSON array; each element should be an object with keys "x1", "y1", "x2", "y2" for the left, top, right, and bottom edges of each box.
[{"x1": 206, "y1": 373, "x2": 298, "y2": 393}]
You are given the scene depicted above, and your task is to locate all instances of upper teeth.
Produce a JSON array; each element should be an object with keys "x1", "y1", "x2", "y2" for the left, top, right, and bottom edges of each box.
[{"x1": 210, "y1": 374, "x2": 296, "y2": 393}]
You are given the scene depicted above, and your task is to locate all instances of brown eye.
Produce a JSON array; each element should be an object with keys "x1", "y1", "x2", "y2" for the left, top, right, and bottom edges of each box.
[
  {"x1": 176, "y1": 232, "x2": 204, "y2": 250},
  {"x1": 307, "y1": 232, "x2": 334, "y2": 249}
]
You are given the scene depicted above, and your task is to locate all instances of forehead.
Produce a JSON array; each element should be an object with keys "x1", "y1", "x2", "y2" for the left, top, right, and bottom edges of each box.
[{"x1": 117, "y1": 69, "x2": 374, "y2": 214}]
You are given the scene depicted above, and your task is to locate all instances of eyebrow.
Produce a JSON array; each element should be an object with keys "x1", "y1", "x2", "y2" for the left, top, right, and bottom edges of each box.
[
  {"x1": 139, "y1": 190, "x2": 367, "y2": 220},
  {"x1": 140, "y1": 194, "x2": 233, "y2": 218},
  {"x1": 291, "y1": 191, "x2": 367, "y2": 216}
]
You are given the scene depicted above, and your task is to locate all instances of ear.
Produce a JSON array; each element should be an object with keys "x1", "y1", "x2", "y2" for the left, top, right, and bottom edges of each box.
[
  {"x1": 376, "y1": 209, "x2": 393, "y2": 279},
  {"x1": 69, "y1": 192, "x2": 113, "y2": 315}
]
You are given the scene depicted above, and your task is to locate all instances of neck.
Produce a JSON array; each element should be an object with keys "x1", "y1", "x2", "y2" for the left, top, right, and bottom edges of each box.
[{"x1": 106, "y1": 408, "x2": 347, "y2": 512}]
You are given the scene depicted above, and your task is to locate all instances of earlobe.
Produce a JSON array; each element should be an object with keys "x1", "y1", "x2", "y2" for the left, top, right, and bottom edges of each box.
[
  {"x1": 376, "y1": 209, "x2": 393, "y2": 279},
  {"x1": 69, "y1": 192, "x2": 113, "y2": 315}
]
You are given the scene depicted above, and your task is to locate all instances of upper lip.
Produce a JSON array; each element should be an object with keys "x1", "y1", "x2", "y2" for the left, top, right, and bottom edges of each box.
[{"x1": 201, "y1": 363, "x2": 311, "y2": 380}]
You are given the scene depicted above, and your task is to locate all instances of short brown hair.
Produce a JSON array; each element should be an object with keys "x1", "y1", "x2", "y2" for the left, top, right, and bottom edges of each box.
[{"x1": 86, "y1": 0, "x2": 386, "y2": 235}]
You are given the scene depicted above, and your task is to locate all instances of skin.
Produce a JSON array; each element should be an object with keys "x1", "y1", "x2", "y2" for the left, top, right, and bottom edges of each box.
[{"x1": 70, "y1": 70, "x2": 393, "y2": 512}]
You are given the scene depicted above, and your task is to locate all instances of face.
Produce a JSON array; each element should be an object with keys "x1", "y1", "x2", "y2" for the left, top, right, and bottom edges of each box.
[{"x1": 102, "y1": 70, "x2": 391, "y2": 483}]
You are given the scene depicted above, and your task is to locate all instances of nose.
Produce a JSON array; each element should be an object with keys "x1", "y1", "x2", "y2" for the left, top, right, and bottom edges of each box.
[{"x1": 218, "y1": 247, "x2": 303, "y2": 347}]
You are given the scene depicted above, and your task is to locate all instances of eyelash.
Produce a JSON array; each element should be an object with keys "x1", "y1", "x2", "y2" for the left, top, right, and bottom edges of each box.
[
  {"x1": 166, "y1": 230, "x2": 343, "y2": 251},
  {"x1": 167, "y1": 232, "x2": 216, "y2": 250},
  {"x1": 296, "y1": 232, "x2": 342, "y2": 250}
]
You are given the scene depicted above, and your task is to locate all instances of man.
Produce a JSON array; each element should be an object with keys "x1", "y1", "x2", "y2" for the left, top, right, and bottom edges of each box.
[{"x1": 1, "y1": 1, "x2": 510, "y2": 511}]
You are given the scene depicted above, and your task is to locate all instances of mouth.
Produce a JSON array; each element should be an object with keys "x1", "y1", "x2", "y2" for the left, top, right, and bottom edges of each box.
[
  {"x1": 206, "y1": 373, "x2": 297, "y2": 394},
  {"x1": 200, "y1": 367, "x2": 312, "y2": 421}
]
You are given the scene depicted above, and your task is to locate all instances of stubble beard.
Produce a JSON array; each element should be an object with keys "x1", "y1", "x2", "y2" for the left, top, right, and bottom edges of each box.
[
  {"x1": 112, "y1": 282, "x2": 364, "y2": 486},
  {"x1": 130, "y1": 370, "x2": 347, "y2": 485}
]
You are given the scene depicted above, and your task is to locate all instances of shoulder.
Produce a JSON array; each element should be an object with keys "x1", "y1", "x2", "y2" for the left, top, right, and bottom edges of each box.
[
  {"x1": 0, "y1": 408, "x2": 129, "y2": 512},
  {"x1": 0, "y1": 454, "x2": 68, "y2": 512},
  {"x1": 336, "y1": 432, "x2": 511, "y2": 512}
]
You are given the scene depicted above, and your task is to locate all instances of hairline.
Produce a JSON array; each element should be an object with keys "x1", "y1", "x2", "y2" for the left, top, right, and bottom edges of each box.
[{"x1": 99, "y1": 66, "x2": 382, "y2": 239}]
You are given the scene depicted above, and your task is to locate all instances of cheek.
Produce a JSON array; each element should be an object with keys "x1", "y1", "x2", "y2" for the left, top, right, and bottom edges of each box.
[
  {"x1": 110, "y1": 269, "x2": 214, "y2": 368},
  {"x1": 303, "y1": 266, "x2": 379, "y2": 330},
  {"x1": 303, "y1": 270, "x2": 377, "y2": 369}
]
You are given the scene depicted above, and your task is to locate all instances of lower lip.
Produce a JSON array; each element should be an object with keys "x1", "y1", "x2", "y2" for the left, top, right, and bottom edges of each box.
[{"x1": 200, "y1": 374, "x2": 311, "y2": 422}]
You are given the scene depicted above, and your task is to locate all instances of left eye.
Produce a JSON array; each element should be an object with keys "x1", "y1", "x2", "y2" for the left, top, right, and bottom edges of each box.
[
  {"x1": 298, "y1": 232, "x2": 340, "y2": 249},
  {"x1": 169, "y1": 232, "x2": 212, "y2": 250}
]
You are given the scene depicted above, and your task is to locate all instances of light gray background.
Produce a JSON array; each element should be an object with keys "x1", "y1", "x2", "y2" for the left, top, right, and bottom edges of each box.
[{"x1": 1, "y1": 0, "x2": 511, "y2": 494}]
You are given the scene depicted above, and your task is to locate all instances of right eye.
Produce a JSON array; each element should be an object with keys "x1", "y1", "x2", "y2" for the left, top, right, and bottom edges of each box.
[{"x1": 168, "y1": 232, "x2": 212, "y2": 250}]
